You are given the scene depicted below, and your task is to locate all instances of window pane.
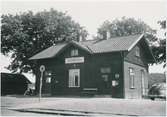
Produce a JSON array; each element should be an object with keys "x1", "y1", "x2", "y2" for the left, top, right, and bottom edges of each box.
[
  {"x1": 75, "y1": 50, "x2": 78, "y2": 56},
  {"x1": 46, "y1": 77, "x2": 51, "y2": 83},
  {"x1": 100, "y1": 67, "x2": 111, "y2": 73},
  {"x1": 135, "y1": 47, "x2": 140, "y2": 57},
  {"x1": 71, "y1": 50, "x2": 74, "y2": 56},
  {"x1": 71, "y1": 49, "x2": 78, "y2": 56},
  {"x1": 102, "y1": 74, "x2": 108, "y2": 81},
  {"x1": 75, "y1": 75, "x2": 79, "y2": 86}
]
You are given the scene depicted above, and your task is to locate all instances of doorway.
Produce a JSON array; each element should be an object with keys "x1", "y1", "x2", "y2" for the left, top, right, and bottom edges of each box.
[
  {"x1": 69, "y1": 69, "x2": 80, "y2": 88},
  {"x1": 99, "y1": 67, "x2": 111, "y2": 94}
]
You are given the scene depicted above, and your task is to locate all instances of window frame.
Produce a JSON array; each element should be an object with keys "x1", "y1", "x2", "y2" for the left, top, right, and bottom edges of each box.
[
  {"x1": 129, "y1": 67, "x2": 135, "y2": 89},
  {"x1": 71, "y1": 49, "x2": 79, "y2": 57},
  {"x1": 135, "y1": 46, "x2": 140, "y2": 57},
  {"x1": 100, "y1": 67, "x2": 111, "y2": 74},
  {"x1": 69, "y1": 69, "x2": 80, "y2": 88},
  {"x1": 45, "y1": 71, "x2": 52, "y2": 83}
]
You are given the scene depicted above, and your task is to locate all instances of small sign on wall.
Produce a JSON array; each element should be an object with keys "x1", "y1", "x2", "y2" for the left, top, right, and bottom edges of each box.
[
  {"x1": 112, "y1": 80, "x2": 119, "y2": 86},
  {"x1": 65, "y1": 57, "x2": 84, "y2": 64}
]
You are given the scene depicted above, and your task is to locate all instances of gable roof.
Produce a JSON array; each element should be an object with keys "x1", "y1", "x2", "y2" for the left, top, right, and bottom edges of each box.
[
  {"x1": 29, "y1": 43, "x2": 67, "y2": 60},
  {"x1": 29, "y1": 41, "x2": 92, "y2": 60},
  {"x1": 29, "y1": 34, "x2": 154, "y2": 62},
  {"x1": 85, "y1": 34, "x2": 143, "y2": 53}
]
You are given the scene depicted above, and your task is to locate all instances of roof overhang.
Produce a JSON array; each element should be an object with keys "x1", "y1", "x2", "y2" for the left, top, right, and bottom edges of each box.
[
  {"x1": 29, "y1": 41, "x2": 92, "y2": 60},
  {"x1": 127, "y1": 34, "x2": 144, "y2": 51}
]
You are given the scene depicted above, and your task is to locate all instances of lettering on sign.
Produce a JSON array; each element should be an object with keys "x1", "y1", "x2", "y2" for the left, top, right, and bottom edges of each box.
[{"x1": 65, "y1": 57, "x2": 84, "y2": 64}]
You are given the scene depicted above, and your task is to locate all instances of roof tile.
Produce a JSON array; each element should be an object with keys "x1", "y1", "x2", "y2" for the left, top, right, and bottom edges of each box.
[{"x1": 29, "y1": 34, "x2": 144, "y2": 60}]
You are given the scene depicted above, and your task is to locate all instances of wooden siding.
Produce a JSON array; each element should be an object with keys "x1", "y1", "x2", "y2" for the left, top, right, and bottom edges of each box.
[
  {"x1": 34, "y1": 44, "x2": 124, "y2": 98},
  {"x1": 124, "y1": 61, "x2": 148, "y2": 99},
  {"x1": 124, "y1": 44, "x2": 148, "y2": 69}
]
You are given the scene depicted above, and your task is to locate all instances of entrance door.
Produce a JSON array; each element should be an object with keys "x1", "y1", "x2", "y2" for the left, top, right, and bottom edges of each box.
[
  {"x1": 69, "y1": 69, "x2": 80, "y2": 88},
  {"x1": 99, "y1": 67, "x2": 111, "y2": 94}
]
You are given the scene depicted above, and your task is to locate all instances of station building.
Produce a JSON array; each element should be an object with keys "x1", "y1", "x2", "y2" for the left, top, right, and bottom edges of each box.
[{"x1": 29, "y1": 34, "x2": 155, "y2": 99}]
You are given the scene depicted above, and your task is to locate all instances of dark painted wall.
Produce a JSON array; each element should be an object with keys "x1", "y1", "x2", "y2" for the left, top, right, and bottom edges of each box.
[
  {"x1": 34, "y1": 42, "x2": 150, "y2": 99},
  {"x1": 124, "y1": 43, "x2": 148, "y2": 70},
  {"x1": 1, "y1": 73, "x2": 30, "y2": 95},
  {"x1": 35, "y1": 45, "x2": 124, "y2": 97}
]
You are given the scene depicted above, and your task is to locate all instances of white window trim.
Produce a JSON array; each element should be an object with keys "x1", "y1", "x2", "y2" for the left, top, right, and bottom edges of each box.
[
  {"x1": 69, "y1": 69, "x2": 80, "y2": 88},
  {"x1": 129, "y1": 68, "x2": 135, "y2": 89}
]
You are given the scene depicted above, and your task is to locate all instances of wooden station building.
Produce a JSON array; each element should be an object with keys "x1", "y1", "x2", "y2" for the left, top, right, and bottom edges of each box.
[{"x1": 29, "y1": 34, "x2": 155, "y2": 99}]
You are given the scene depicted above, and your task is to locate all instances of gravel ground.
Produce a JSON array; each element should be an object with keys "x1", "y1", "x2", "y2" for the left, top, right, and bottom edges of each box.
[{"x1": 1, "y1": 95, "x2": 166, "y2": 116}]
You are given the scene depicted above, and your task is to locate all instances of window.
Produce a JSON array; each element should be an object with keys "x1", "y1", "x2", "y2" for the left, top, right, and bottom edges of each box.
[
  {"x1": 115, "y1": 74, "x2": 120, "y2": 79},
  {"x1": 135, "y1": 47, "x2": 140, "y2": 57},
  {"x1": 129, "y1": 68, "x2": 135, "y2": 89},
  {"x1": 69, "y1": 69, "x2": 80, "y2": 87},
  {"x1": 46, "y1": 77, "x2": 51, "y2": 83},
  {"x1": 45, "y1": 71, "x2": 52, "y2": 83},
  {"x1": 100, "y1": 67, "x2": 111, "y2": 73},
  {"x1": 71, "y1": 49, "x2": 78, "y2": 56},
  {"x1": 102, "y1": 74, "x2": 108, "y2": 81},
  {"x1": 141, "y1": 70, "x2": 145, "y2": 95}
]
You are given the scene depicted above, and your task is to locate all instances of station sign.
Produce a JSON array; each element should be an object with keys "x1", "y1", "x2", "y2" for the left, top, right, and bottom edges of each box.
[{"x1": 65, "y1": 57, "x2": 84, "y2": 64}]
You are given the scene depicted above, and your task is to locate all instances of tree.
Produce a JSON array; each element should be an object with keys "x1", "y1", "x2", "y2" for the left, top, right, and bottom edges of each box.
[
  {"x1": 97, "y1": 17, "x2": 156, "y2": 40},
  {"x1": 96, "y1": 17, "x2": 165, "y2": 65},
  {"x1": 1, "y1": 8, "x2": 88, "y2": 73},
  {"x1": 151, "y1": 20, "x2": 166, "y2": 67}
]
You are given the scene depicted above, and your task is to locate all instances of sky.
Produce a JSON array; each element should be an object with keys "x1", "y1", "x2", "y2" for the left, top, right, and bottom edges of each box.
[{"x1": 1, "y1": 0, "x2": 166, "y2": 82}]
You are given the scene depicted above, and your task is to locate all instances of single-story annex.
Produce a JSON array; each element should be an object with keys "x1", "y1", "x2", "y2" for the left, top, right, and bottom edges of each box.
[
  {"x1": 29, "y1": 34, "x2": 155, "y2": 99},
  {"x1": 1, "y1": 73, "x2": 31, "y2": 95}
]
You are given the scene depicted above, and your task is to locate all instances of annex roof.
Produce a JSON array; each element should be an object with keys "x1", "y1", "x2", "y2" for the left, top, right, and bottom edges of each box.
[{"x1": 29, "y1": 34, "x2": 154, "y2": 61}]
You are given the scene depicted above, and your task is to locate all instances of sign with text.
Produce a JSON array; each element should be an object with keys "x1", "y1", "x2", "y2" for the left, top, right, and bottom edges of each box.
[{"x1": 65, "y1": 57, "x2": 84, "y2": 64}]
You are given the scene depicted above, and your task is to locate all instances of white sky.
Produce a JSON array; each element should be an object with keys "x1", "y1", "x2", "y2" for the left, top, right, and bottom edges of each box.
[{"x1": 0, "y1": 0, "x2": 166, "y2": 82}]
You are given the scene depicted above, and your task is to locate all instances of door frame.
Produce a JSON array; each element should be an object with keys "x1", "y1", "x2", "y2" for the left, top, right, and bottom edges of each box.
[{"x1": 68, "y1": 69, "x2": 80, "y2": 88}]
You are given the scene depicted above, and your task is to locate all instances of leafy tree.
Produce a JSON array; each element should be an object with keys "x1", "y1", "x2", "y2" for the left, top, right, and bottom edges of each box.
[
  {"x1": 97, "y1": 17, "x2": 156, "y2": 40},
  {"x1": 152, "y1": 20, "x2": 166, "y2": 67},
  {"x1": 1, "y1": 8, "x2": 88, "y2": 73},
  {"x1": 96, "y1": 17, "x2": 165, "y2": 65}
]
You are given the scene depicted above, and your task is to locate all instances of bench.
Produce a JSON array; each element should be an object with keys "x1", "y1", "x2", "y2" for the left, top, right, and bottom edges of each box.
[{"x1": 81, "y1": 88, "x2": 98, "y2": 96}]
